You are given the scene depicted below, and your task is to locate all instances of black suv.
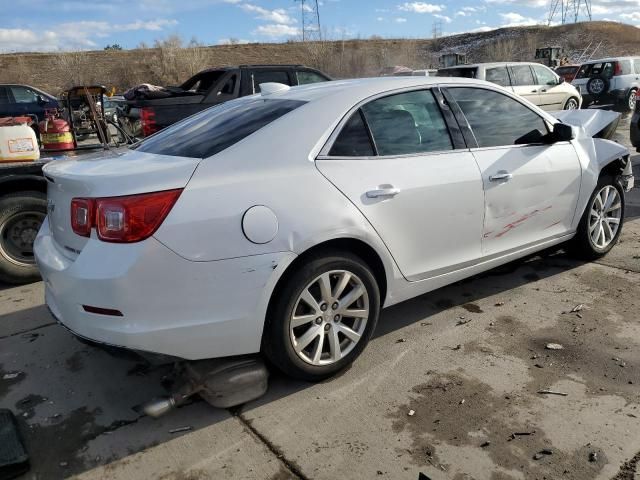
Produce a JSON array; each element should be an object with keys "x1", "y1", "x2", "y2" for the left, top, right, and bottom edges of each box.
[{"x1": 0, "y1": 84, "x2": 60, "y2": 122}]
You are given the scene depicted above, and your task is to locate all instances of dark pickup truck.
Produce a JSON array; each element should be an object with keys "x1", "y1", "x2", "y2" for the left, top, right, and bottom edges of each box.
[
  {"x1": 0, "y1": 161, "x2": 48, "y2": 284},
  {"x1": 125, "y1": 64, "x2": 331, "y2": 137}
]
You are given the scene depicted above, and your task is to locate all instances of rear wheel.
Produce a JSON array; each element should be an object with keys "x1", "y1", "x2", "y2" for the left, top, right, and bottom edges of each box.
[
  {"x1": 263, "y1": 252, "x2": 380, "y2": 381},
  {"x1": 569, "y1": 176, "x2": 624, "y2": 259},
  {"x1": 0, "y1": 192, "x2": 46, "y2": 284},
  {"x1": 621, "y1": 88, "x2": 637, "y2": 112}
]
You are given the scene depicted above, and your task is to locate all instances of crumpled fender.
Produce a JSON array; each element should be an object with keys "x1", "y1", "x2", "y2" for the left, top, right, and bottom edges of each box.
[{"x1": 552, "y1": 109, "x2": 620, "y2": 139}]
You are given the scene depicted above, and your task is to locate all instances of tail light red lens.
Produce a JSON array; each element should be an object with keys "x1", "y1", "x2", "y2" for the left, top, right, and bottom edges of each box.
[
  {"x1": 614, "y1": 61, "x2": 622, "y2": 76},
  {"x1": 140, "y1": 107, "x2": 158, "y2": 137},
  {"x1": 70, "y1": 198, "x2": 94, "y2": 237},
  {"x1": 70, "y1": 189, "x2": 182, "y2": 243}
]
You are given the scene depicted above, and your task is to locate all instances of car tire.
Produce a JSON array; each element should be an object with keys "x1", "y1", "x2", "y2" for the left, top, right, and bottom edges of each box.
[
  {"x1": 569, "y1": 175, "x2": 625, "y2": 260},
  {"x1": 563, "y1": 97, "x2": 580, "y2": 110},
  {"x1": 586, "y1": 76, "x2": 609, "y2": 97},
  {"x1": 621, "y1": 88, "x2": 637, "y2": 112},
  {"x1": 263, "y1": 251, "x2": 380, "y2": 381},
  {"x1": 0, "y1": 192, "x2": 46, "y2": 284}
]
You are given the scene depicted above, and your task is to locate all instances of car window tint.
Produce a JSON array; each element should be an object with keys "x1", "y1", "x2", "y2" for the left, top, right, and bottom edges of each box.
[
  {"x1": 217, "y1": 74, "x2": 238, "y2": 97},
  {"x1": 297, "y1": 71, "x2": 328, "y2": 85},
  {"x1": 10, "y1": 86, "x2": 38, "y2": 103},
  {"x1": 253, "y1": 71, "x2": 290, "y2": 92},
  {"x1": 449, "y1": 87, "x2": 548, "y2": 148},
  {"x1": 0, "y1": 87, "x2": 9, "y2": 105},
  {"x1": 135, "y1": 98, "x2": 306, "y2": 158},
  {"x1": 329, "y1": 110, "x2": 374, "y2": 157},
  {"x1": 485, "y1": 67, "x2": 510, "y2": 87},
  {"x1": 510, "y1": 65, "x2": 535, "y2": 86},
  {"x1": 634, "y1": 59, "x2": 640, "y2": 74},
  {"x1": 532, "y1": 65, "x2": 557, "y2": 85},
  {"x1": 361, "y1": 90, "x2": 452, "y2": 156}
]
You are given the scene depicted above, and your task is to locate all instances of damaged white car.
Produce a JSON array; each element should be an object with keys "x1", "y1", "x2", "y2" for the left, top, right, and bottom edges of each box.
[{"x1": 35, "y1": 77, "x2": 634, "y2": 381}]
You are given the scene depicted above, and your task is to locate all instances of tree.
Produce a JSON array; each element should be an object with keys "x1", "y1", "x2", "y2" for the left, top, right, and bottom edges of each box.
[{"x1": 104, "y1": 44, "x2": 123, "y2": 51}]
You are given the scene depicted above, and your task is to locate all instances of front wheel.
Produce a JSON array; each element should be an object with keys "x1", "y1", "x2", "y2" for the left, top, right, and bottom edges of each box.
[
  {"x1": 622, "y1": 89, "x2": 637, "y2": 112},
  {"x1": 563, "y1": 97, "x2": 580, "y2": 110},
  {"x1": 569, "y1": 176, "x2": 624, "y2": 259},
  {"x1": 263, "y1": 252, "x2": 380, "y2": 381}
]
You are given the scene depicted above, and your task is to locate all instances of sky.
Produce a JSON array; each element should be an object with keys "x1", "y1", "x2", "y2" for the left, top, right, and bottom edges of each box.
[{"x1": 0, "y1": 0, "x2": 639, "y2": 52}]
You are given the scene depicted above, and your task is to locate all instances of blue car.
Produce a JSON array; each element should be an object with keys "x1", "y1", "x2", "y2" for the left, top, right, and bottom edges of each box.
[{"x1": 0, "y1": 84, "x2": 60, "y2": 122}]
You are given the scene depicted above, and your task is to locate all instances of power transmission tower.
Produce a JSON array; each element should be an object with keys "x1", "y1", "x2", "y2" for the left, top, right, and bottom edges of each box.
[
  {"x1": 547, "y1": 0, "x2": 592, "y2": 25},
  {"x1": 294, "y1": 0, "x2": 321, "y2": 41},
  {"x1": 432, "y1": 20, "x2": 443, "y2": 39}
]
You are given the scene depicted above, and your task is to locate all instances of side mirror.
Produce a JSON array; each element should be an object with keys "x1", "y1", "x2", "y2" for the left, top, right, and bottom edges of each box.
[
  {"x1": 558, "y1": 76, "x2": 565, "y2": 84},
  {"x1": 552, "y1": 122, "x2": 574, "y2": 142}
]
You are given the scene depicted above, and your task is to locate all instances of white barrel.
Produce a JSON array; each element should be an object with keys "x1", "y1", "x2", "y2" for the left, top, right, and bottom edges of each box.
[{"x1": 0, "y1": 125, "x2": 40, "y2": 163}]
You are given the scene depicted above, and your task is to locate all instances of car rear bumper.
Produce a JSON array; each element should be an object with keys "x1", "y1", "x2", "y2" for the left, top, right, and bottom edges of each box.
[{"x1": 35, "y1": 217, "x2": 295, "y2": 360}]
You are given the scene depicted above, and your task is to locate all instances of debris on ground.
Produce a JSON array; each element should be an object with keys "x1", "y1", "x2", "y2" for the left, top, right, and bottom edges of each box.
[
  {"x1": 452, "y1": 344, "x2": 462, "y2": 351},
  {"x1": 533, "y1": 449, "x2": 553, "y2": 460},
  {"x1": 537, "y1": 390, "x2": 569, "y2": 396},
  {"x1": 408, "y1": 409, "x2": 415, "y2": 417},
  {"x1": 480, "y1": 441, "x2": 491, "y2": 448},
  {"x1": 589, "y1": 452, "x2": 598, "y2": 462},
  {"x1": 494, "y1": 302, "x2": 505, "y2": 306},
  {"x1": 456, "y1": 318, "x2": 472, "y2": 326},
  {"x1": 545, "y1": 343, "x2": 564, "y2": 350},
  {"x1": 459, "y1": 399, "x2": 465, "y2": 405},
  {"x1": 168, "y1": 426, "x2": 192, "y2": 434},
  {"x1": 2, "y1": 372, "x2": 22, "y2": 380},
  {"x1": 509, "y1": 431, "x2": 535, "y2": 440},
  {"x1": 396, "y1": 338, "x2": 406, "y2": 343},
  {"x1": 570, "y1": 304, "x2": 584, "y2": 313}
]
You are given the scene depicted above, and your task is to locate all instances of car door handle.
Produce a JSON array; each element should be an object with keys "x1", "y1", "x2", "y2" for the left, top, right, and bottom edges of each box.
[
  {"x1": 366, "y1": 187, "x2": 401, "y2": 198},
  {"x1": 531, "y1": 89, "x2": 538, "y2": 93},
  {"x1": 489, "y1": 172, "x2": 513, "y2": 182}
]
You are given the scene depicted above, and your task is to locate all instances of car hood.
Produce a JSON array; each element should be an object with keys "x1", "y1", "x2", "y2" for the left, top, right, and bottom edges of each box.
[{"x1": 552, "y1": 109, "x2": 620, "y2": 139}]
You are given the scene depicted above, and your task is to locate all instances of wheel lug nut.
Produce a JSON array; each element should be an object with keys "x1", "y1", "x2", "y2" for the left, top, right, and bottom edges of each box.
[
  {"x1": 315, "y1": 317, "x2": 322, "y2": 325},
  {"x1": 334, "y1": 315, "x2": 340, "y2": 322},
  {"x1": 332, "y1": 302, "x2": 339, "y2": 310},
  {"x1": 320, "y1": 303, "x2": 328, "y2": 311},
  {"x1": 324, "y1": 324, "x2": 330, "y2": 331}
]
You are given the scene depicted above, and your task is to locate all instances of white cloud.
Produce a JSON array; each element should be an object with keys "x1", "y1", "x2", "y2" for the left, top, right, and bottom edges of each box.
[
  {"x1": 0, "y1": 18, "x2": 177, "y2": 52},
  {"x1": 395, "y1": 17, "x2": 408, "y2": 23},
  {"x1": 377, "y1": 16, "x2": 385, "y2": 21},
  {"x1": 398, "y1": 2, "x2": 444, "y2": 13},
  {"x1": 484, "y1": 0, "x2": 547, "y2": 6},
  {"x1": 499, "y1": 12, "x2": 539, "y2": 25},
  {"x1": 240, "y1": 4, "x2": 296, "y2": 25},
  {"x1": 620, "y1": 11, "x2": 640, "y2": 21},
  {"x1": 434, "y1": 13, "x2": 452, "y2": 23},
  {"x1": 218, "y1": 38, "x2": 251, "y2": 44},
  {"x1": 254, "y1": 24, "x2": 301, "y2": 37}
]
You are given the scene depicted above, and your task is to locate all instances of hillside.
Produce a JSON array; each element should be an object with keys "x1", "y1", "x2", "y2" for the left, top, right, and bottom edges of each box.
[{"x1": 0, "y1": 21, "x2": 639, "y2": 94}]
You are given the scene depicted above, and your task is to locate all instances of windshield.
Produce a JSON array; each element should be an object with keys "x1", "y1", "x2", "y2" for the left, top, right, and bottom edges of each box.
[
  {"x1": 436, "y1": 67, "x2": 478, "y2": 79},
  {"x1": 135, "y1": 97, "x2": 306, "y2": 159}
]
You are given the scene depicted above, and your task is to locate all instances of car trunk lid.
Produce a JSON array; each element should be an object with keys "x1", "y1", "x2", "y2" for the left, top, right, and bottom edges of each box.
[{"x1": 43, "y1": 148, "x2": 200, "y2": 258}]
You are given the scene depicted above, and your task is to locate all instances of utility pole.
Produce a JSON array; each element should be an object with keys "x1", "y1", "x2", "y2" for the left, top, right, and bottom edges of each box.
[
  {"x1": 294, "y1": 0, "x2": 321, "y2": 41},
  {"x1": 548, "y1": 0, "x2": 592, "y2": 25}
]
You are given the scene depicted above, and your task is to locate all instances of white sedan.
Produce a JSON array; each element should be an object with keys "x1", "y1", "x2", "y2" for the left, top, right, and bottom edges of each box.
[{"x1": 35, "y1": 77, "x2": 634, "y2": 381}]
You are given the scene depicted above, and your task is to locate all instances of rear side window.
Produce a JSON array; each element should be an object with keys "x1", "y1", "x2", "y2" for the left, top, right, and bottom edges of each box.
[
  {"x1": 485, "y1": 67, "x2": 510, "y2": 87},
  {"x1": 0, "y1": 87, "x2": 9, "y2": 105},
  {"x1": 509, "y1": 65, "x2": 535, "y2": 86},
  {"x1": 619, "y1": 60, "x2": 632, "y2": 75},
  {"x1": 135, "y1": 98, "x2": 306, "y2": 158},
  {"x1": 253, "y1": 71, "x2": 290, "y2": 92},
  {"x1": 361, "y1": 90, "x2": 452, "y2": 155},
  {"x1": 329, "y1": 110, "x2": 374, "y2": 157},
  {"x1": 634, "y1": 59, "x2": 640, "y2": 74},
  {"x1": 297, "y1": 71, "x2": 328, "y2": 85},
  {"x1": 449, "y1": 87, "x2": 548, "y2": 148},
  {"x1": 437, "y1": 67, "x2": 478, "y2": 78}
]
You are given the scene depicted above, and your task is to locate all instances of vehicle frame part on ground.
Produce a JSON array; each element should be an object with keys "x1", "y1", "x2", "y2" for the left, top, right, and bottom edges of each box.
[{"x1": 35, "y1": 77, "x2": 632, "y2": 381}]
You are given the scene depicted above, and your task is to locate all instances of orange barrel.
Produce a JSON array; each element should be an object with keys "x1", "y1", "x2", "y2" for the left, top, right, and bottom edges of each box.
[{"x1": 39, "y1": 118, "x2": 74, "y2": 151}]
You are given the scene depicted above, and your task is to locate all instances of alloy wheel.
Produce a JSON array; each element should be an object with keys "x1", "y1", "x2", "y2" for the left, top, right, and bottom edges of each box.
[
  {"x1": 289, "y1": 270, "x2": 369, "y2": 366},
  {"x1": 590, "y1": 78, "x2": 605, "y2": 95},
  {"x1": 0, "y1": 211, "x2": 45, "y2": 266},
  {"x1": 565, "y1": 98, "x2": 579, "y2": 110},
  {"x1": 629, "y1": 90, "x2": 637, "y2": 111},
  {"x1": 589, "y1": 185, "x2": 622, "y2": 249}
]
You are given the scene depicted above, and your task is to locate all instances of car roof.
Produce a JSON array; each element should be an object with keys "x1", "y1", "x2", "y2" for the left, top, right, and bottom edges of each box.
[
  {"x1": 439, "y1": 62, "x2": 545, "y2": 69},
  {"x1": 581, "y1": 56, "x2": 640, "y2": 64}
]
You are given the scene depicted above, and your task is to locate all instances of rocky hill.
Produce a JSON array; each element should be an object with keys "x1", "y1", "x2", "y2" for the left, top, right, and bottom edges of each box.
[{"x1": 0, "y1": 21, "x2": 639, "y2": 94}]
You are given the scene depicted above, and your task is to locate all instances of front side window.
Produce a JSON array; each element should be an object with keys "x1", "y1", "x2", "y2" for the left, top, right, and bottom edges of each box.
[
  {"x1": 135, "y1": 98, "x2": 306, "y2": 158},
  {"x1": 253, "y1": 71, "x2": 290, "y2": 92},
  {"x1": 10, "y1": 86, "x2": 38, "y2": 103},
  {"x1": 485, "y1": 67, "x2": 510, "y2": 87},
  {"x1": 449, "y1": 87, "x2": 549, "y2": 148},
  {"x1": 360, "y1": 90, "x2": 452, "y2": 156},
  {"x1": 509, "y1": 65, "x2": 535, "y2": 86},
  {"x1": 297, "y1": 71, "x2": 328, "y2": 85},
  {"x1": 532, "y1": 65, "x2": 558, "y2": 86}
]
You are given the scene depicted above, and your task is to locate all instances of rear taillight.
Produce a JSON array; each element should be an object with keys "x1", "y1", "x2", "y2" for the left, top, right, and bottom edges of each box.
[
  {"x1": 140, "y1": 107, "x2": 158, "y2": 137},
  {"x1": 71, "y1": 198, "x2": 94, "y2": 237},
  {"x1": 70, "y1": 189, "x2": 182, "y2": 243},
  {"x1": 614, "y1": 62, "x2": 622, "y2": 76}
]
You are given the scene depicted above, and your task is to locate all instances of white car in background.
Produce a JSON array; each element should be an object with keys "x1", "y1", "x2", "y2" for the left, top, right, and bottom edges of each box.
[
  {"x1": 438, "y1": 62, "x2": 583, "y2": 110},
  {"x1": 35, "y1": 77, "x2": 633, "y2": 381}
]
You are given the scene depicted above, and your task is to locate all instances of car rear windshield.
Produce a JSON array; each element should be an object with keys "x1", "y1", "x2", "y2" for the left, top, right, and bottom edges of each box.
[
  {"x1": 134, "y1": 98, "x2": 306, "y2": 159},
  {"x1": 576, "y1": 62, "x2": 614, "y2": 79},
  {"x1": 437, "y1": 67, "x2": 478, "y2": 79}
]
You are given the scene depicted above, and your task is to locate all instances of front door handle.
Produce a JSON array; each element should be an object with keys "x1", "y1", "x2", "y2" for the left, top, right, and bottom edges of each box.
[
  {"x1": 366, "y1": 187, "x2": 401, "y2": 198},
  {"x1": 489, "y1": 172, "x2": 513, "y2": 182}
]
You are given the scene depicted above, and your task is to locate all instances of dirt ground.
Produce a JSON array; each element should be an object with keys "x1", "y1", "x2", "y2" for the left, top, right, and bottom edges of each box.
[{"x1": 1, "y1": 114, "x2": 639, "y2": 480}]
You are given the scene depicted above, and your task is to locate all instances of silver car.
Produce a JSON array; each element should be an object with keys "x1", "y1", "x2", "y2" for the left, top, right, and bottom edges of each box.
[
  {"x1": 571, "y1": 57, "x2": 640, "y2": 111},
  {"x1": 438, "y1": 62, "x2": 582, "y2": 110}
]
